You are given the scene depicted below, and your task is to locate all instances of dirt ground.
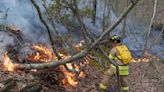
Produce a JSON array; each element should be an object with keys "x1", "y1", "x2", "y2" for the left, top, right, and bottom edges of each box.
[
  {"x1": 76, "y1": 61, "x2": 164, "y2": 92},
  {"x1": 0, "y1": 59, "x2": 164, "y2": 92},
  {"x1": 74, "y1": 59, "x2": 164, "y2": 92}
]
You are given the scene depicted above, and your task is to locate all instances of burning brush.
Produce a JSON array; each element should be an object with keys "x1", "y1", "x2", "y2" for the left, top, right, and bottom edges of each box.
[
  {"x1": 3, "y1": 51, "x2": 15, "y2": 72},
  {"x1": 28, "y1": 44, "x2": 57, "y2": 62},
  {"x1": 61, "y1": 63, "x2": 87, "y2": 87},
  {"x1": 2, "y1": 43, "x2": 88, "y2": 87},
  {"x1": 56, "y1": 54, "x2": 87, "y2": 87}
]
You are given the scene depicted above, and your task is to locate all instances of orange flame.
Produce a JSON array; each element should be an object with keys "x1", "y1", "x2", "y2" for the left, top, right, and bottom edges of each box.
[
  {"x1": 28, "y1": 44, "x2": 81, "y2": 87},
  {"x1": 79, "y1": 71, "x2": 86, "y2": 78},
  {"x1": 2, "y1": 43, "x2": 88, "y2": 86},
  {"x1": 26, "y1": 44, "x2": 88, "y2": 87},
  {"x1": 61, "y1": 63, "x2": 87, "y2": 86},
  {"x1": 132, "y1": 58, "x2": 150, "y2": 62},
  {"x1": 28, "y1": 44, "x2": 56, "y2": 62},
  {"x1": 3, "y1": 52, "x2": 15, "y2": 72},
  {"x1": 62, "y1": 72, "x2": 77, "y2": 87},
  {"x1": 60, "y1": 65, "x2": 78, "y2": 87}
]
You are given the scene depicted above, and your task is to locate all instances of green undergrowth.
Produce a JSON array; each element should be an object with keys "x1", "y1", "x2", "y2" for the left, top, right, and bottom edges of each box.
[
  {"x1": 89, "y1": 45, "x2": 111, "y2": 70},
  {"x1": 89, "y1": 59, "x2": 104, "y2": 70}
]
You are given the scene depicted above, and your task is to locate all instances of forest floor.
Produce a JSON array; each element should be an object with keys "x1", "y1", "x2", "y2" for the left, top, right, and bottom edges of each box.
[
  {"x1": 0, "y1": 57, "x2": 164, "y2": 92},
  {"x1": 73, "y1": 58, "x2": 164, "y2": 92}
]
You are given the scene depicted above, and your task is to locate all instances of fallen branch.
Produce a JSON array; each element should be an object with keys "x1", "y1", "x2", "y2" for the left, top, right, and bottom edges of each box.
[{"x1": 14, "y1": 0, "x2": 140, "y2": 70}]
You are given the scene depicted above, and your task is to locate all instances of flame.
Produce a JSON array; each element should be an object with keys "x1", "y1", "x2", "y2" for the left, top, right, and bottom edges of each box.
[
  {"x1": 79, "y1": 71, "x2": 86, "y2": 78},
  {"x1": 28, "y1": 44, "x2": 81, "y2": 86},
  {"x1": 60, "y1": 65, "x2": 78, "y2": 87},
  {"x1": 2, "y1": 42, "x2": 88, "y2": 86},
  {"x1": 28, "y1": 44, "x2": 85, "y2": 87},
  {"x1": 132, "y1": 58, "x2": 150, "y2": 62},
  {"x1": 75, "y1": 64, "x2": 80, "y2": 71},
  {"x1": 61, "y1": 62, "x2": 88, "y2": 86},
  {"x1": 62, "y1": 72, "x2": 77, "y2": 87},
  {"x1": 22, "y1": 43, "x2": 89, "y2": 87},
  {"x1": 55, "y1": 54, "x2": 80, "y2": 86},
  {"x1": 31, "y1": 69, "x2": 37, "y2": 72},
  {"x1": 2, "y1": 43, "x2": 89, "y2": 87},
  {"x1": 3, "y1": 52, "x2": 15, "y2": 72},
  {"x1": 28, "y1": 44, "x2": 56, "y2": 62}
]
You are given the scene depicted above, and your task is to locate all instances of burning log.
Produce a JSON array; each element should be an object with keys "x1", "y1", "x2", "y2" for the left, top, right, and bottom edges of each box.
[
  {"x1": 18, "y1": 44, "x2": 56, "y2": 63},
  {"x1": 3, "y1": 43, "x2": 87, "y2": 87},
  {"x1": 3, "y1": 52, "x2": 15, "y2": 72},
  {"x1": 27, "y1": 44, "x2": 57, "y2": 62},
  {"x1": 60, "y1": 65, "x2": 78, "y2": 87}
]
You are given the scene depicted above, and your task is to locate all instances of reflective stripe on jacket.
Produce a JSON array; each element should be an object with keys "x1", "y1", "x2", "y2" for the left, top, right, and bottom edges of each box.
[{"x1": 109, "y1": 48, "x2": 129, "y2": 76}]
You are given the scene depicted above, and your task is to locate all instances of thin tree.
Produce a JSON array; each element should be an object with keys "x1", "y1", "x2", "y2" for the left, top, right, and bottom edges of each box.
[
  {"x1": 31, "y1": 0, "x2": 61, "y2": 59},
  {"x1": 92, "y1": 0, "x2": 97, "y2": 25},
  {"x1": 143, "y1": 0, "x2": 158, "y2": 56}
]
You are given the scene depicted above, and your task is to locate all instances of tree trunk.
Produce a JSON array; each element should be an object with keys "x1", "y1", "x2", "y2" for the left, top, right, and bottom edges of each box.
[
  {"x1": 143, "y1": 0, "x2": 158, "y2": 56},
  {"x1": 92, "y1": 0, "x2": 97, "y2": 25},
  {"x1": 31, "y1": 0, "x2": 61, "y2": 59},
  {"x1": 102, "y1": 0, "x2": 107, "y2": 31}
]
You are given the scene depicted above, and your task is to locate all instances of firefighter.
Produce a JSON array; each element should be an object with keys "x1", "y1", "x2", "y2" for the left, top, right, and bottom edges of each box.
[{"x1": 99, "y1": 35, "x2": 132, "y2": 92}]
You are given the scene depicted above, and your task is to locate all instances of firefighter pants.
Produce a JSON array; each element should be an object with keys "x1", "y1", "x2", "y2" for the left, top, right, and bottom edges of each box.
[{"x1": 99, "y1": 65, "x2": 129, "y2": 92}]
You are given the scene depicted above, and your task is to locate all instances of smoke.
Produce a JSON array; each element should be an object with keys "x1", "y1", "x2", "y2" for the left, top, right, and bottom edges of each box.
[
  {"x1": 0, "y1": 0, "x2": 163, "y2": 59},
  {"x1": 0, "y1": 32, "x2": 15, "y2": 60},
  {"x1": 0, "y1": 0, "x2": 50, "y2": 44}
]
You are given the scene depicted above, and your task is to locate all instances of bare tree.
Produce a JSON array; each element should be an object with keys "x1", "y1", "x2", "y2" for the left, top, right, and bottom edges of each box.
[
  {"x1": 143, "y1": 0, "x2": 158, "y2": 56},
  {"x1": 149, "y1": 24, "x2": 164, "y2": 50},
  {"x1": 32, "y1": 0, "x2": 79, "y2": 72},
  {"x1": 92, "y1": 0, "x2": 97, "y2": 25},
  {"x1": 31, "y1": 0, "x2": 61, "y2": 59},
  {"x1": 42, "y1": 1, "x2": 69, "y2": 50},
  {"x1": 14, "y1": 0, "x2": 140, "y2": 70},
  {"x1": 102, "y1": 0, "x2": 108, "y2": 31},
  {"x1": 121, "y1": 0, "x2": 129, "y2": 40},
  {"x1": 71, "y1": 0, "x2": 93, "y2": 43}
]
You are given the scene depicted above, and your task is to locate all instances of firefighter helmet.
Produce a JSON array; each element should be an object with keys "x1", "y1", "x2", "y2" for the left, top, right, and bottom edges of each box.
[{"x1": 110, "y1": 35, "x2": 121, "y2": 43}]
